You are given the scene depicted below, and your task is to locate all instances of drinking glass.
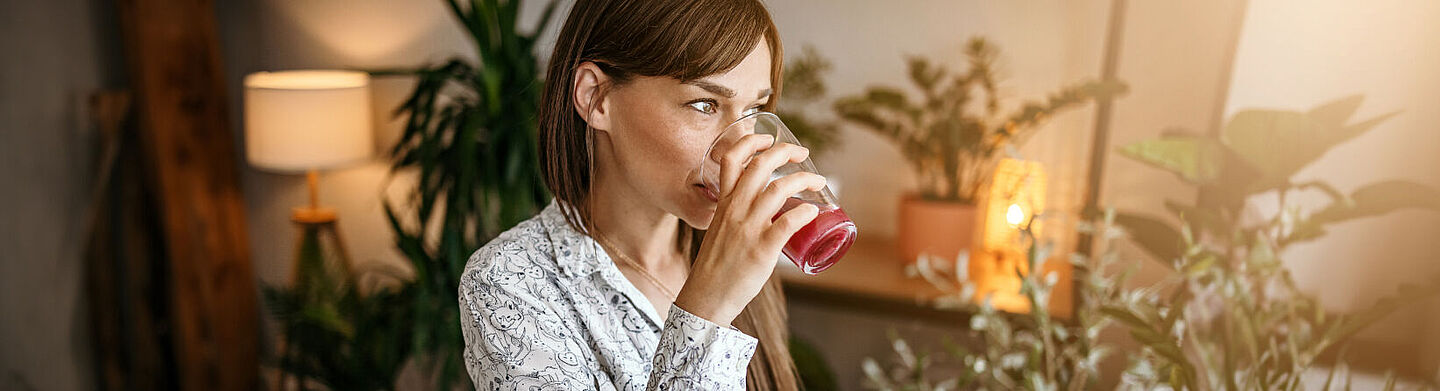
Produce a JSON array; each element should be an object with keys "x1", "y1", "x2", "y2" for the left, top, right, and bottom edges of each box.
[{"x1": 698, "y1": 112, "x2": 857, "y2": 274}]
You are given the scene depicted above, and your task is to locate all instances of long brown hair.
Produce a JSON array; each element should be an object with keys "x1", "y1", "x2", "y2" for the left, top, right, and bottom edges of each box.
[{"x1": 537, "y1": 0, "x2": 797, "y2": 389}]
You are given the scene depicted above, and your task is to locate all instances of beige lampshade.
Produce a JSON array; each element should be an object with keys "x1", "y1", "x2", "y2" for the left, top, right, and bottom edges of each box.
[{"x1": 244, "y1": 70, "x2": 374, "y2": 172}]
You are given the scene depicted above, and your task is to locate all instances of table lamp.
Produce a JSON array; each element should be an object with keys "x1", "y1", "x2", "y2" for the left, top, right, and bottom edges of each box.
[
  {"x1": 983, "y1": 158, "x2": 1047, "y2": 268},
  {"x1": 243, "y1": 70, "x2": 373, "y2": 284}
]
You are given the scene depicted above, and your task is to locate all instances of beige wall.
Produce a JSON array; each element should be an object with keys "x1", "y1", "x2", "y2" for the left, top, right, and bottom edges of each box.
[{"x1": 1224, "y1": 0, "x2": 1440, "y2": 378}]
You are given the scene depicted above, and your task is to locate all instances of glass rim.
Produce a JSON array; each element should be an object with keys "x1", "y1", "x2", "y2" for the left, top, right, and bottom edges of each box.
[
  {"x1": 699, "y1": 111, "x2": 783, "y2": 168},
  {"x1": 699, "y1": 111, "x2": 785, "y2": 190}
]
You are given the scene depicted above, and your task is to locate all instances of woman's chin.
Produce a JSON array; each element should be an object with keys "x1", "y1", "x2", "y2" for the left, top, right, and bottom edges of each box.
[{"x1": 678, "y1": 209, "x2": 714, "y2": 230}]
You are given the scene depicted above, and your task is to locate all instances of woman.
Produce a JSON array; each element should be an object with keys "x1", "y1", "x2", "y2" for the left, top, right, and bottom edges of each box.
[{"x1": 458, "y1": 0, "x2": 826, "y2": 390}]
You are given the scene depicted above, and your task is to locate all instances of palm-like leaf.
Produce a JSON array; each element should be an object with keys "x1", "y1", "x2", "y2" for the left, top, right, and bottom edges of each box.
[{"x1": 375, "y1": 1, "x2": 557, "y2": 389}]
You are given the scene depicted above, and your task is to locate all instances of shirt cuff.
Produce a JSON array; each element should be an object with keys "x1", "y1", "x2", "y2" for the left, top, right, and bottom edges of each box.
[{"x1": 651, "y1": 304, "x2": 758, "y2": 385}]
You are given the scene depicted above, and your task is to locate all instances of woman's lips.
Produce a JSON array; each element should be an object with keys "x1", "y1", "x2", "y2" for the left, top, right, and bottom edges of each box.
[{"x1": 694, "y1": 184, "x2": 719, "y2": 203}]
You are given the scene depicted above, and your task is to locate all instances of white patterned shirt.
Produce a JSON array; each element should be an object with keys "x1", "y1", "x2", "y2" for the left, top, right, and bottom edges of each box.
[{"x1": 459, "y1": 200, "x2": 758, "y2": 390}]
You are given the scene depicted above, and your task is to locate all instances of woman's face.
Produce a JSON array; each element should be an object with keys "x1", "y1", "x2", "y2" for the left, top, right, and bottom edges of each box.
[{"x1": 593, "y1": 39, "x2": 773, "y2": 229}]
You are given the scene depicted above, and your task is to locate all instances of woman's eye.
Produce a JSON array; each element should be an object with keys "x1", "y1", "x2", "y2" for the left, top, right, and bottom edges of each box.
[
  {"x1": 688, "y1": 100, "x2": 717, "y2": 114},
  {"x1": 742, "y1": 106, "x2": 762, "y2": 116}
]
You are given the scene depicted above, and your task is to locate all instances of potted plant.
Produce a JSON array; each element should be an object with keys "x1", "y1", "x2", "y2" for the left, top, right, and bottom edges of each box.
[
  {"x1": 375, "y1": 0, "x2": 557, "y2": 388},
  {"x1": 262, "y1": 241, "x2": 412, "y2": 391},
  {"x1": 834, "y1": 37, "x2": 1125, "y2": 264}
]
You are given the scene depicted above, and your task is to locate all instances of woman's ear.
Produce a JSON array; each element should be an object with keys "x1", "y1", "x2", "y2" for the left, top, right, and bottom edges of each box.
[{"x1": 572, "y1": 62, "x2": 613, "y2": 132}]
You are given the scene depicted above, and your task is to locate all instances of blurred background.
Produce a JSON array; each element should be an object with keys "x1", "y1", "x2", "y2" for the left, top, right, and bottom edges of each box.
[{"x1": 3, "y1": 0, "x2": 1439, "y2": 390}]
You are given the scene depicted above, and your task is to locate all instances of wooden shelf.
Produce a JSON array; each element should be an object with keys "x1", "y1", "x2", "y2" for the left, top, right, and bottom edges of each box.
[
  {"x1": 776, "y1": 237, "x2": 974, "y2": 325},
  {"x1": 777, "y1": 236, "x2": 1071, "y2": 324}
]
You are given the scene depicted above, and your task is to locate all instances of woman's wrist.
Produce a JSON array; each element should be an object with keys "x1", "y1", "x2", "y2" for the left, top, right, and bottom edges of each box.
[{"x1": 673, "y1": 285, "x2": 743, "y2": 327}]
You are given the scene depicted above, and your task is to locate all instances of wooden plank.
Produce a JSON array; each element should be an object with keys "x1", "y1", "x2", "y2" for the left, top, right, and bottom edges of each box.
[
  {"x1": 112, "y1": 0, "x2": 259, "y2": 390},
  {"x1": 85, "y1": 91, "x2": 176, "y2": 391}
]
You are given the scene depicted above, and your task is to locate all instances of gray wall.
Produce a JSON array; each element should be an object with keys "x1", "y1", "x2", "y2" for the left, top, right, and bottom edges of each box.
[{"x1": 0, "y1": 0, "x2": 123, "y2": 389}]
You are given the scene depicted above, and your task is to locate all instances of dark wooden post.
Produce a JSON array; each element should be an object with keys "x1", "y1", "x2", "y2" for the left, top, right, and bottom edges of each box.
[{"x1": 112, "y1": 0, "x2": 259, "y2": 390}]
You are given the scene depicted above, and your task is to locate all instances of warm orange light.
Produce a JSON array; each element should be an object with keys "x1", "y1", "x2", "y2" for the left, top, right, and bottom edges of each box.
[
  {"x1": 973, "y1": 159, "x2": 1048, "y2": 314},
  {"x1": 983, "y1": 159, "x2": 1046, "y2": 250},
  {"x1": 1006, "y1": 203, "x2": 1025, "y2": 226}
]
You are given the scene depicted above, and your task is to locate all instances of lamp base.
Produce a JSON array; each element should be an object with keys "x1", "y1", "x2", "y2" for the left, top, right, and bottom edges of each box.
[{"x1": 286, "y1": 205, "x2": 349, "y2": 285}]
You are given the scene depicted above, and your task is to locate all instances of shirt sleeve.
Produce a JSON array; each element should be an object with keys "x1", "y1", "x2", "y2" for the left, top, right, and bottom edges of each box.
[{"x1": 647, "y1": 304, "x2": 758, "y2": 390}]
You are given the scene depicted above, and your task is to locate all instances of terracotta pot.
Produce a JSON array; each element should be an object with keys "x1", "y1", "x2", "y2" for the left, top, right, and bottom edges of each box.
[{"x1": 897, "y1": 194, "x2": 981, "y2": 264}]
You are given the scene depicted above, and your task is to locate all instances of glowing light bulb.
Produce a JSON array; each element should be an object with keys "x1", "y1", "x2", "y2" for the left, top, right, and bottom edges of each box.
[{"x1": 1006, "y1": 204, "x2": 1025, "y2": 226}]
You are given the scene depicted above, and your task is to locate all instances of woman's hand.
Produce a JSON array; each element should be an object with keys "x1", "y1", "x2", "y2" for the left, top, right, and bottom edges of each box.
[{"x1": 674, "y1": 134, "x2": 826, "y2": 326}]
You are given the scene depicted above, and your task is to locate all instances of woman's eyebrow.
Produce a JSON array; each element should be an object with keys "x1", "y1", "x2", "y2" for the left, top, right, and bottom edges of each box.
[
  {"x1": 684, "y1": 80, "x2": 773, "y2": 101},
  {"x1": 684, "y1": 80, "x2": 736, "y2": 98}
]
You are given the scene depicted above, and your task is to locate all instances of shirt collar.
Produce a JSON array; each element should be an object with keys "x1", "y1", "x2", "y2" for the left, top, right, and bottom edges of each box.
[
  {"x1": 539, "y1": 199, "x2": 666, "y2": 329},
  {"x1": 539, "y1": 199, "x2": 603, "y2": 279}
]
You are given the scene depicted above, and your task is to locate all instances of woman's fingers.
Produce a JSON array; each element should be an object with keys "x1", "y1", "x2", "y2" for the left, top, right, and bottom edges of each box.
[
  {"x1": 763, "y1": 202, "x2": 820, "y2": 247},
  {"x1": 717, "y1": 133, "x2": 775, "y2": 197},
  {"x1": 751, "y1": 171, "x2": 826, "y2": 219},
  {"x1": 729, "y1": 143, "x2": 809, "y2": 206}
]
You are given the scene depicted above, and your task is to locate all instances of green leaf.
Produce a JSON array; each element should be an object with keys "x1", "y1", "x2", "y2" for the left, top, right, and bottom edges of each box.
[
  {"x1": 1309, "y1": 95, "x2": 1400, "y2": 154},
  {"x1": 1117, "y1": 134, "x2": 1229, "y2": 185},
  {"x1": 1294, "y1": 180, "x2": 1351, "y2": 206},
  {"x1": 1101, "y1": 305, "x2": 1152, "y2": 331},
  {"x1": 1127, "y1": 327, "x2": 1188, "y2": 370},
  {"x1": 905, "y1": 56, "x2": 945, "y2": 93},
  {"x1": 862, "y1": 87, "x2": 920, "y2": 118},
  {"x1": 1305, "y1": 94, "x2": 1365, "y2": 126},
  {"x1": 1222, "y1": 109, "x2": 1318, "y2": 179},
  {"x1": 299, "y1": 304, "x2": 355, "y2": 338},
  {"x1": 1221, "y1": 96, "x2": 1398, "y2": 191},
  {"x1": 1285, "y1": 220, "x2": 1329, "y2": 246},
  {"x1": 775, "y1": 110, "x2": 839, "y2": 155},
  {"x1": 835, "y1": 97, "x2": 909, "y2": 144},
  {"x1": 1114, "y1": 212, "x2": 1184, "y2": 267},
  {"x1": 1328, "y1": 110, "x2": 1400, "y2": 152},
  {"x1": 1181, "y1": 255, "x2": 1217, "y2": 278},
  {"x1": 1246, "y1": 233, "x2": 1277, "y2": 270},
  {"x1": 780, "y1": 46, "x2": 832, "y2": 102},
  {"x1": 1311, "y1": 275, "x2": 1440, "y2": 359},
  {"x1": 1164, "y1": 199, "x2": 1230, "y2": 241},
  {"x1": 1307, "y1": 180, "x2": 1440, "y2": 225}
]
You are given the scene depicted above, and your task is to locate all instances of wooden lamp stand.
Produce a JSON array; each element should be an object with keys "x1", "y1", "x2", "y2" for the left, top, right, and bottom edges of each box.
[{"x1": 288, "y1": 169, "x2": 353, "y2": 283}]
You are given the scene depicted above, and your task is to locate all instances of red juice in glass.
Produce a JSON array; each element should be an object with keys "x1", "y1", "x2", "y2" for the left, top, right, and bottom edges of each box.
[{"x1": 774, "y1": 197, "x2": 858, "y2": 274}]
